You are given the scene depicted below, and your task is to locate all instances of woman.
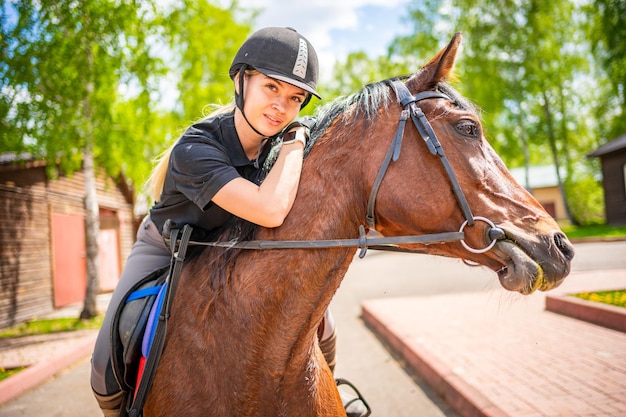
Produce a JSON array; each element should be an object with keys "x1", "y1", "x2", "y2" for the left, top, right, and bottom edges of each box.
[{"x1": 91, "y1": 27, "x2": 365, "y2": 417}]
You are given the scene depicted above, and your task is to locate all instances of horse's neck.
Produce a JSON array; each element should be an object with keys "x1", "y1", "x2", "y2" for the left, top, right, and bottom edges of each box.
[
  {"x1": 242, "y1": 147, "x2": 364, "y2": 368},
  {"x1": 157, "y1": 125, "x2": 369, "y2": 415}
]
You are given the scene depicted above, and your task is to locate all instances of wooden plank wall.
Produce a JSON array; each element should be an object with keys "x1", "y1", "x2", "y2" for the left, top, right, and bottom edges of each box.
[
  {"x1": 0, "y1": 163, "x2": 135, "y2": 328},
  {"x1": 601, "y1": 152, "x2": 626, "y2": 225},
  {"x1": 0, "y1": 165, "x2": 53, "y2": 328}
]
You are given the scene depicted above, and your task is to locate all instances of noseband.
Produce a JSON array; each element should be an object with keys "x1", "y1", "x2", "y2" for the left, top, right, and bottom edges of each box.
[{"x1": 189, "y1": 80, "x2": 504, "y2": 257}]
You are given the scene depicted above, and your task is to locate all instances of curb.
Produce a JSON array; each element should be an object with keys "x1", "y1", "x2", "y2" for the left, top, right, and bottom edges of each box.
[
  {"x1": 568, "y1": 236, "x2": 626, "y2": 244},
  {"x1": 546, "y1": 293, "x2": 626, "y2": 333},
  {"x1": 0, "y1": 333, "x2": 97, "y2": 405},
  {"x1": 362, "y1": 302, "x2": 508, "y2": 417}
]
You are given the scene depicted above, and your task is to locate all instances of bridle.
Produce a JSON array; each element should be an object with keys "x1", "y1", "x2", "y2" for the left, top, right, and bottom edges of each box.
[
  {"x1": 189, "y1": 79, "x2": 505, "y2": 258},
  {"x1": 365, "y1": 80, "x2": 504, "y2": 255},
  {"x1": 366, "y1": 80, "x2": 474, "y2": 236}
]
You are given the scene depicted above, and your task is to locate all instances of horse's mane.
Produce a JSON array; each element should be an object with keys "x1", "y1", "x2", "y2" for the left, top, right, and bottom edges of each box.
[
  {"x1": 189, "y1": 76, "x2": 478, "y2": 289},
  {"x1": 309, "y1": 78, "x2": 397, "y2": 142},
  {"x1": 309, "y1": 76, "x2": 479, "y2": 143}
]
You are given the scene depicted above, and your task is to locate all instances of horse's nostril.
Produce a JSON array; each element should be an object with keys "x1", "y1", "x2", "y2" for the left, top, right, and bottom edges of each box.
[{"x1": 554, "y1": 232, "x2": 575, "y2": 261}]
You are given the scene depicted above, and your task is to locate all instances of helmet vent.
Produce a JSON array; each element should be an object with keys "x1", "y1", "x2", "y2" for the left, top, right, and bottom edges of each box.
[{"x1": 292, "y1": 38, "x2": 308, "y2": 79}]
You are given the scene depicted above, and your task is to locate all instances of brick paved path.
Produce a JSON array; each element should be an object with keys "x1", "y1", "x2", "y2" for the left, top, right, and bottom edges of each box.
[{"x1": 363, "y1": 269, "x2": 626, "y2": 417}]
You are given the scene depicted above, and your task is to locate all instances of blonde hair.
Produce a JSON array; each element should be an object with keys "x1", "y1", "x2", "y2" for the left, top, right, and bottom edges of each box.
[{"x1": 147, "y1": 102, "x2": 236, "y2": 203}]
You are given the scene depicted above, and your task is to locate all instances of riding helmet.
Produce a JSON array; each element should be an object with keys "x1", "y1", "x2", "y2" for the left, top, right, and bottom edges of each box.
[{"x1": 230, "y1": 27, "x2": 321, "y2": 108}]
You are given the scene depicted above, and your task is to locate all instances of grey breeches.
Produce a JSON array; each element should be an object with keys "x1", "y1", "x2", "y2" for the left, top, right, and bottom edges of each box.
[{"x1": 90, "y1": 216, "x2": 171, "y2": 395}]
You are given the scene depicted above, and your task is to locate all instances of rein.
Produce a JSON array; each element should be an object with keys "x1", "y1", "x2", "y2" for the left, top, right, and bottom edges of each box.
[
  {"x1": 189, "y1": 80, "x2": 503, "y2": 258},
  {"x1": 189, "y1": 226, "x2": 463, "y2": 259}
]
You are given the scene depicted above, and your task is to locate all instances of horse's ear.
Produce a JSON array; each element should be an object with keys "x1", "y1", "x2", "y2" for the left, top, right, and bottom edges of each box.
[{"x1": 410, "y1": 32, "x2": 462, "y2": 90}]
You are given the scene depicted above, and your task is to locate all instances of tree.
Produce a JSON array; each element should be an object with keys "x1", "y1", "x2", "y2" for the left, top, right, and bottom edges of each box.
[
  {"x1": 586, "y1": 0, "x2": 626, "y2": 139},
  {"x1": 391, "y1": 0, "x2": 602, "y2": 224},
  {"x1": 1, "y1": 1, "x2": 163, "y2": 318},
  {"x1": 1, "y1": 0, "x2": 255, "y2": 319},
  {"x1": 160, "y1": 0, "x2": 253, "y2": 126}
]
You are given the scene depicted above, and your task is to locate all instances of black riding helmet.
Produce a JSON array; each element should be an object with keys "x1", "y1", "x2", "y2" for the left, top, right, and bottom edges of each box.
[{"x1": 229, "y1": 27, "x2": 321, "y2": 113}]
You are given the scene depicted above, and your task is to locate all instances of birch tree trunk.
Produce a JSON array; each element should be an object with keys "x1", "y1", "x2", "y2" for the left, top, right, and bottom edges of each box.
[{"x1": 81, "y1": 139, "x2": 100, "y2": 320}]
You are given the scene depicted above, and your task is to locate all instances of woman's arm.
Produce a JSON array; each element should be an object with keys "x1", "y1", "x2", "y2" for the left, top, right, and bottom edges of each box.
[{"x1": 211, "y1": 127, "x2": 306, "y2": 228}]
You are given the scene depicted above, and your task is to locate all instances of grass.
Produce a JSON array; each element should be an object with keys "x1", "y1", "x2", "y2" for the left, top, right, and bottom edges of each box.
[
  {"x1": 0, "y1": 315, "x2": 103, "y2": 339},
  {"x1": 560, "y1": 224, "x2": 626, "y2": 310},
  {"x1": 560, "y1": 223, "x2": 626, "y2": 240},
  {"x1": 571, "y1": 289, "x2": 626, "y2": 309},
  {"x1": 0, "y1": 366, "x2": 26, "y2": 382},
  {"x1": 0, "y1": 316, "x2": 103, "y2": 381},
  {"x1": 0, "y1": 315, "x2": 103, "y2": 381}
]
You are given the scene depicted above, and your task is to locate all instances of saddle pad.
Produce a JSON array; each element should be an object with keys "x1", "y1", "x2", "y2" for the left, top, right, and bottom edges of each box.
[
  {"x1": 142, "y1": 282, "x2": 168, "y2": 357},
  {"x1": 110, "y1": 266, "x2": 169, "y2": 391}
]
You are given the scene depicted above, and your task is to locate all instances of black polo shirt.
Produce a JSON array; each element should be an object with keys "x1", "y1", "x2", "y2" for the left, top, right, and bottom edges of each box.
[{"x1": 150, "y1": 110, "x2": 273, "y2": 234}]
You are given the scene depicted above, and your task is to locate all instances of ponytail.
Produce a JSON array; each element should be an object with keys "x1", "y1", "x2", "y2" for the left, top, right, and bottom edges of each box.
[
  {"x1": 147, "y1": 145, "x2": 174, "y2": 202},
  {"x1": 146, "y1": 102, "x2": 237, "y2": 203}
]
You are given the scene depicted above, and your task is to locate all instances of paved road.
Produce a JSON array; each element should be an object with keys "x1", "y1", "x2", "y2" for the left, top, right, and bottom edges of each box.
[
  {"x1": 333, "y1": 240, "x2": 626, "y2": 416},
  {"x1": 1, "y1": 240, "x2": 625, "y2": 416}
]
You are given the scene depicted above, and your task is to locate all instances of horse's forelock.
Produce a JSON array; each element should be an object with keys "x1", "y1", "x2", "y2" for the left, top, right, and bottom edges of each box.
[{"x1": 436, "y1": 82, "x2": 481, "y2": 116}]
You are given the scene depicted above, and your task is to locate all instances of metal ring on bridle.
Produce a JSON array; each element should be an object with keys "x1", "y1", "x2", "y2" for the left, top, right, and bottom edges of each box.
[{"x1": 459, "y1": 216, "x2": 499, "y2": 254}]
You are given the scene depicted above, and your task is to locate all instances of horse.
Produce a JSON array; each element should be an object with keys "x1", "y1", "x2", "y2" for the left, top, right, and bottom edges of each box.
[{"x1": 143, "y1": 32, "x2": 574, "y2": 416}]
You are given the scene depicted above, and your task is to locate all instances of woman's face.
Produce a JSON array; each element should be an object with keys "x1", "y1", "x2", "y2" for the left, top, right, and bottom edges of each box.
[{"x1": 240, "y1": 72, "x2": 308, "y2": 137}]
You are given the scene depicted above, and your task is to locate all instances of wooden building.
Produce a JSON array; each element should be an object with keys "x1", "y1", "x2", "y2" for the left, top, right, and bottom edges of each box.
[
  {"x1": 0, "y1": 155, "x2": 136, "y2": 328},
  {"x1": 588, "y1": 133, "x2": 626, "y2": 225},
  {"x1": 509, "y1": 165, "x2": 567, "y2": 221}
]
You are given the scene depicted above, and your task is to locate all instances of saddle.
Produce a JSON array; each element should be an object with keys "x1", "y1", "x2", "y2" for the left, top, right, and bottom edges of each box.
[
  {"x1": 111, "y1": 266, "x2": 169, "y2": 392},
  {"x1": 110, "y1": 223, "x2": 192, "y2": 417}
]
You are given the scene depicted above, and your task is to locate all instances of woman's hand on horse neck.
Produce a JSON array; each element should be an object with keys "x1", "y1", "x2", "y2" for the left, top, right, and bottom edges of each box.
[{"x1": 212, "y1": 140, "x2": 304, "y2": 228}]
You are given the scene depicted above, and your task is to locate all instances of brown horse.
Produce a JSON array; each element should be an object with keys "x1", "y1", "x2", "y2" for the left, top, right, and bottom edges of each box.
[{"x1": 144, "y1": 33, "x2": 574, "y2": 416}]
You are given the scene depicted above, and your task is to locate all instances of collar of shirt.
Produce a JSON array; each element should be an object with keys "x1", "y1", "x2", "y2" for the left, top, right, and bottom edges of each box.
[{"x1": 219, "y1": 110, "x2": 274, "y2": 169}]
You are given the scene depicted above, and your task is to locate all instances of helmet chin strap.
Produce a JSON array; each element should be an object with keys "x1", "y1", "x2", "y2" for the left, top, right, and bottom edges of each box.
[{"x1": 236, "y1": 66, "x2": 269, "y2": 139}]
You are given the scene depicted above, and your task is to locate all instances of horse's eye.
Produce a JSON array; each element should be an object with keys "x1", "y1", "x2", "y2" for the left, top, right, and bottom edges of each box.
[{"x1": 455, "y1": 120, "x2": 480, "y2": 138}]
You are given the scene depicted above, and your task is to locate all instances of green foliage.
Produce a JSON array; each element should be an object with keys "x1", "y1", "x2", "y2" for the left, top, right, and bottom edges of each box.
[
  {"x1": 561, "y1": 223, "x2": 626, "y2": 239},
  {"x1": 0, "y1": 315, "x2": 104, "y2": 339},
  {"x1": 366, "y1": 0, "x2": 621, "y2": 225},
  {"x1": 1, "y1": 0, "x2": 622, "y2": 223},
  {"x1": 389, "y1": 0, "x2": 451, "y2": 65},
  {"x1": 585, "y1": 0, "x2": 626, "y2": 139},
  {"x1": 0, "y1": 0, "x2": 253, "y2": 191},
  {"x1": 321, "y1": 52, "x2": 412, "y2": 101},
  {"x1": 564, "y1": 167, "x2": 605, "y2": 225},
  {"x1": 0, "y1": 0, "x2": 163, "y2": 188},
  {"x1": 0, "y1": 367, "x2": 25, "y2": 381},
  {"x1": 162, "y1": 0, "x2": 254, "y2": 126},
  {"x1": 572, "y1": 290, "x2": 626, "y2": 308}
]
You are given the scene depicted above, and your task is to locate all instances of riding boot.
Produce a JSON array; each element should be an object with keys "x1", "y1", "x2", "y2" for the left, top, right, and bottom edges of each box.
[
  {"x1": 93, "y1": 390, "x2": 126, "y2": 417},
  {"x1": 319, "y1": 329, "x2": 337, "y2": 373}
]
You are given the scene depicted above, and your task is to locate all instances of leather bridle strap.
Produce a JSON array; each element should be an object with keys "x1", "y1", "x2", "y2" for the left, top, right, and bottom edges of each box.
[
  {"x1": 187, "y1": 225, "x2": 463, "y2": 259},
  {"x1": 365, "y1": 109, "x2": 409, "y2": 234},
  {"x1": 364, "y1": 80, "x2": 475, "y2": 234}
]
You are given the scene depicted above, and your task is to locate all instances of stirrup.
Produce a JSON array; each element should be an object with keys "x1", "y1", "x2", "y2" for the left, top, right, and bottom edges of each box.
[{"x1": 336, "y1": 378, "x2": 372, "y2": 417}]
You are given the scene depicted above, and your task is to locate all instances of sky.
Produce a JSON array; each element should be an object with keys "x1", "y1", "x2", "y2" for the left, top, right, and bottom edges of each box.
[{"x1": 232, "y1": 0, "x2": 413, "y2": 81}]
